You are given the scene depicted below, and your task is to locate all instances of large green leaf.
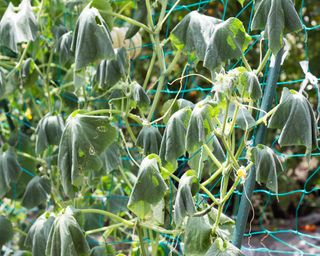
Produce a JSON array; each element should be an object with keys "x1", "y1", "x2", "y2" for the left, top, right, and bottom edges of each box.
[
  {"x1": 160, "y1": 107, "x2": 192, "y2": 172},
  {"x1": 186, "y1": 98, "x2": 219, "y2": 154},
  {"x1": 0, "y1": 215, "x2": 13, "y2": 247},
  {"x1": 162, "y1": 98, "x2": 194, "y2": 123},
  {"x1": 25, "y1": 214, "x2": 55, "y2": 256},
  {"x1": 58, "y1": 112, "x2": 117, "y2": 197},
  {"x1": 268, "y1": 88, "x2": 318, "y2": 152},
  {"x1": 71, "y1": 4, "x2": 115, "y2": 70},
  {"x1": 252, "y1": 144, "x2": 283, "y2": 193},
  {"x1": 174, "y1": 170, "x2": 199, "y2": 227},
  {"x1": 21, "y1": 176, "x2": 51, "y2": 208},
  {"x1": 184, "y1": 215, "x2": 212, "y2": 256},
  {"x1": 251, "y1": 0, "x2": 302, "y2": 55},
  {"x1": 35, "y1": 113, "x2": 65, "y2": 155},
  {"x1": 205, "y1": 238, "x2": 240, "y2": 256},
  {"x1": 125, "y1": 0, "x2": 146, "y2": 39},
  {"x1": 0, "y1": 146, "x2": 21, "y2": 198},
  {"x1": 136, "y1": 126, "x2": 162, "y2": 155},
  {"x1": 95, "y1": 47, "x2": 128, "y2": 89},
  {"x1": 0, "y1": 0, "x2": 38, "y2": 53},
  {"x1": 204, "y1": 17, "x2": 251, "y2": 70},
  {"x1": 127, "y1": 155, "x2": 168, "y2": 220},
  {"x1": 46, "y1": 207, "x2": 90, "y2": 256}
]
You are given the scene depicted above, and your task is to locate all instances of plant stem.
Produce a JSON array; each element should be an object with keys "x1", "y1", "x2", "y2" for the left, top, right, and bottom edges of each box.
[
  {"x1": 86, "y1": 109, "x2": 142, "y2": 124},
  {"x1": 241, "y1": 54, "x2": 253, "y2": 72},
  {"x1": 119, "y1": 166, "x2": 133, "y2": 190},
  {"x1": 85, "y1": 223, "x2": 124, "y2": 236},
  {"x1": 143, "y1": 51, "x2": 156, "y2": 89},
  {"x1": 203, "y1": 144, "x2": 222, "y2": 169},
  {"x1": 201, "y1": 165, "x2": 225, "y2": 187},
  {"x1": 221, "y1": 100, "x2": 229, "y2": 136},
  {"x1": 137, "y1": 223, "x2": 147, "y2": 256},
  {"x1": 256, "y1": 49, "x2": 272, "y2": 75},
  {"x1": 155, "y1": 0, "x2": 181, "y2": 32},
  {"x1": 17, "y1": 151, "x2": 46, "y2": 165},
  {"x1": 14, "y1": 227, "x2": 27, "y2": 237}
]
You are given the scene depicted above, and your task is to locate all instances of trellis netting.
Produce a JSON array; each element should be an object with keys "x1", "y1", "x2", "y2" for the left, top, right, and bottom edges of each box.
[{"x1": 1, "y1": 0, "x2": 320, "y2": 255}]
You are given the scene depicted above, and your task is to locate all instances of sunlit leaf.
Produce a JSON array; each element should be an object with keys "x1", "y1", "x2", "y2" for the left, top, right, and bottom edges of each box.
[
  {"x1": 90, "y1": 0, "x2": 114, "y2": 30},
  {"x1": 21, "y1": 176, "x2": 51, "y2": 208},
  {"x1": 58, "y1": 112, "x2": 117, "y2": 197},
  {"x1": 251, "y1": 0, "x2": 302, "y2": 55},
  {"x1": 128, "y1": 155, "x2": 168, "y2": 219},
  {"x1": 252, "y1": 144, "x2": 283, "y2": 193}
]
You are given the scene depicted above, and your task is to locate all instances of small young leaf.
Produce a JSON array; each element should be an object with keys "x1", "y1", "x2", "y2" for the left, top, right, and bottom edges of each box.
[
  {"x1": 21, "y1": 176, "x2": 51, "y2": 208},
  {"x1": 136, "y1": 126, "x2": 162, "y2": 155},
  {"x1": 0, "y1": 215, "x2": 13, "y2": 247},
  {"x1": 184, "y1": 215, "x2": 212, "y2": 256},
  {"x1": 71, "y1": 5, "x2": 115, "y2": 70},
  {"x1": 95, "y1": 47, "x2": 128, "y2": 89},
  {"x1": 35, "y1": 113, "x2": 65, "y2": 155},
  {"x1": 237, "y1": 70, "x2": 262, "y2": 100},
  {"x1": 0, "y1": 146, "x2": 21, "y2": 198},
  {"x1": 46, "y1": 207, "x2": 90, "y2": 256},
  {"x1": 58, "y1": 113, "x2": 117, "y2": 197},
  {"x1": 251, "y1": 0, "x2": 302, "y2": 55},
  {"x1": 160, "y1": 107, "x2": 191, "y2": 172},
  {"x1": 252, "y1": 144, "x2": 283, "y2": 193},
  {"x1": 0, "y1": 0, "x2": 38, "y2": 53},
  {"x1": 128, "y1": 155, "x2": 168, "y2": 219},
  {"x1": 268, "y1": 88, "x2": 318, "y2": 152},
  {"x1": 174, "y1": 170, "x2": 199, "y2": 227},
  {"x1": 25, "y1": 214, "x2": 55, "y2": 256}
]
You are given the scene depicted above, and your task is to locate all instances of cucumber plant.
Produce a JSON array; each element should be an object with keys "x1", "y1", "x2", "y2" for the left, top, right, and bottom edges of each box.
[{"x1": 0, "y1": 0, "x2": 318, "y2": 255}]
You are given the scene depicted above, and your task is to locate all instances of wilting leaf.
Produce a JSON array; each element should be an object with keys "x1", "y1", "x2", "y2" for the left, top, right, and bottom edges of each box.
[
  {"x1": 160, "y1": 107, "x2": 192, "y2": 171},
  {"x1": 125, "y1": 0, "x2": 147, "y2": 39},
  {"x1": 0, "y1": 215, "x2": 13, "y2": 247},
  {"x1": 56, "y1": 31, "x2": 73, "y2": 64},
  {"x1": 99, "y1": 142, "x2": 122, "y2": 173},
  {"x1": 128, "y1": 155, "x2": 168, "y2": 219},
  {"x1": 0, "y1": 146, "x2": 21, "y2": 197},
  {"x1": 95, "y1": 47, "x2": 128, "y2": 89},
  {"x1": 174, "y1": 170, "x2": 199, "y2": 227},
  {"x1": 35, "y1": 113, "x2": 64, "y2": 155},
  {"x1": 184, "y1": 215, "x2": 212, "y2": 256},
  {"x1": 268, "y1": 88, "x2": 318, "y2": 152},
  {"x1": 205, "y1": 238, "x2": 241, "y2": 256},
  {"x1": 58, "y1": 112, "x2": 117, "y2": 197},
  {"x1": 170, "y1": 11, "x2": 221, "y2": 62},
  {"x1": 21, "y1": 176, "x2": 51, "y2": 208},
  {"x1": 46, "y1": 207, "x2": 90, "y2": 256},
  {"x1": 0, "y1": 0, "x2": 38, "y2": 53},
  {"x1": 137, "y1": 126, "x2": 162, "y2": 155},
  {"x1": 186, "y1": 98, "x2": 219, "y2": 154},
  {"x1": 252, "y1": 144, "x2": 283, "y2": 193},
  {"x1": 90, "y1": 0, "x2": 114, "y2": 30},
  {"x1": 162, "y1": 98, "x2": 194, "y2": 123},
  {"x1": 25, "y1": 214, "x2": 55, "y2": 256},
  {"x1": 21, "y1": 58, "x2": 39, "y2": 87},
  {"x1": 130, "y1": 81, "x2": 150, "y2": 112},
  {"x1": 251, "y1": 0, "x2": 302, "y2": 55},
  {"x1": 71, "y1": 4, "x2": 115, "y2": 70}
]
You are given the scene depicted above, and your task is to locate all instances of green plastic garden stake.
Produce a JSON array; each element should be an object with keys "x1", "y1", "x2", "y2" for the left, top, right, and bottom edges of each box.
[{"x1": 232, "y1": 48, "x2": 284, "y2": 248}]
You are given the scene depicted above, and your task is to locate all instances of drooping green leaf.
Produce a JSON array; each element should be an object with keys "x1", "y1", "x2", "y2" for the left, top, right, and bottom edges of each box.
[
  {"x1": 0, "y1": 215, "x2": 13, "y2": 247},
  {"x1": 128, "y1": 155, "x2": 168, "y2": 220},
  {"x1": 251, "y1": 0, "x2": 302, "y2": 55},
  {"x1": 125, "y1": 0, "x2": 147, "y2": 39},
  {"x1": 71, "y1": 4, "x2": 115, "y2": 70},
  {"x1": 99, "y1": 142, "x2": 122, "y2": 173},
  {"x1": 174, "y1": 170, "x2": 199, "y2": 227},
  {"x1": 130, "y1": 81, "x2": 150, "y2": 112},
  {"x1": 160, "y1": 107, "x2": 192, "y2": 172},
  {"x1": 35, "y1": 113, "x2": 65, "y2": 155},
  {"x1": 25, "y1": 214, "x2": 55, "y2": 256},
  {"x1": 236, "y1": 69, "x2": 262, "y2": 100},
  {"x1": 58, "y1": 112, "x2": 117, "y2": 197},
  {"x1": 162, "y1": 98, "x2": 194, "y2": 123},
  {"x1": 136, "y1": 126, "x2": 162, "y2": 155},
  {"x1": 21, "y1": 58, "x2": 39, "y2": 88},
  {"x1": 205, "y1": 238, "x2": 241, "y2": 256},
  {"x1": 56, "y1": 31, "x2": 73, "y2": 64},
  {"x1": 0, "y1": 145, "x2": 21, "y2": 198},
  {"x1": 252, "y1": 144, "x2": 284, "y2": 193},
  {"x1": 203, "y1": 17, "x2": 251, "y2": 70},
  {"x1": 46, "y1": 207, "x2": 90, "y2": 256},
  {"x1": 268, "y1": 88, "x2": 318, "y2": 152},
  {"x1": 90, "y1": 0, "x2": 114, "y2": 30},
  {"x1": 0, "y1": 0, "x2": 38, "y2": 53},
  {"x1": 186, "y1": 98, "x2": 219, "y2": 154},
  {"x1": 184, "y1": 215, "x2": 212, "y2": 256},
  {"x1": 95, "y1": 47, "x2": 128, "y2": 89},
  {"x1": 21, "y1": 176, "x2": 51, "y2": 208}
]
